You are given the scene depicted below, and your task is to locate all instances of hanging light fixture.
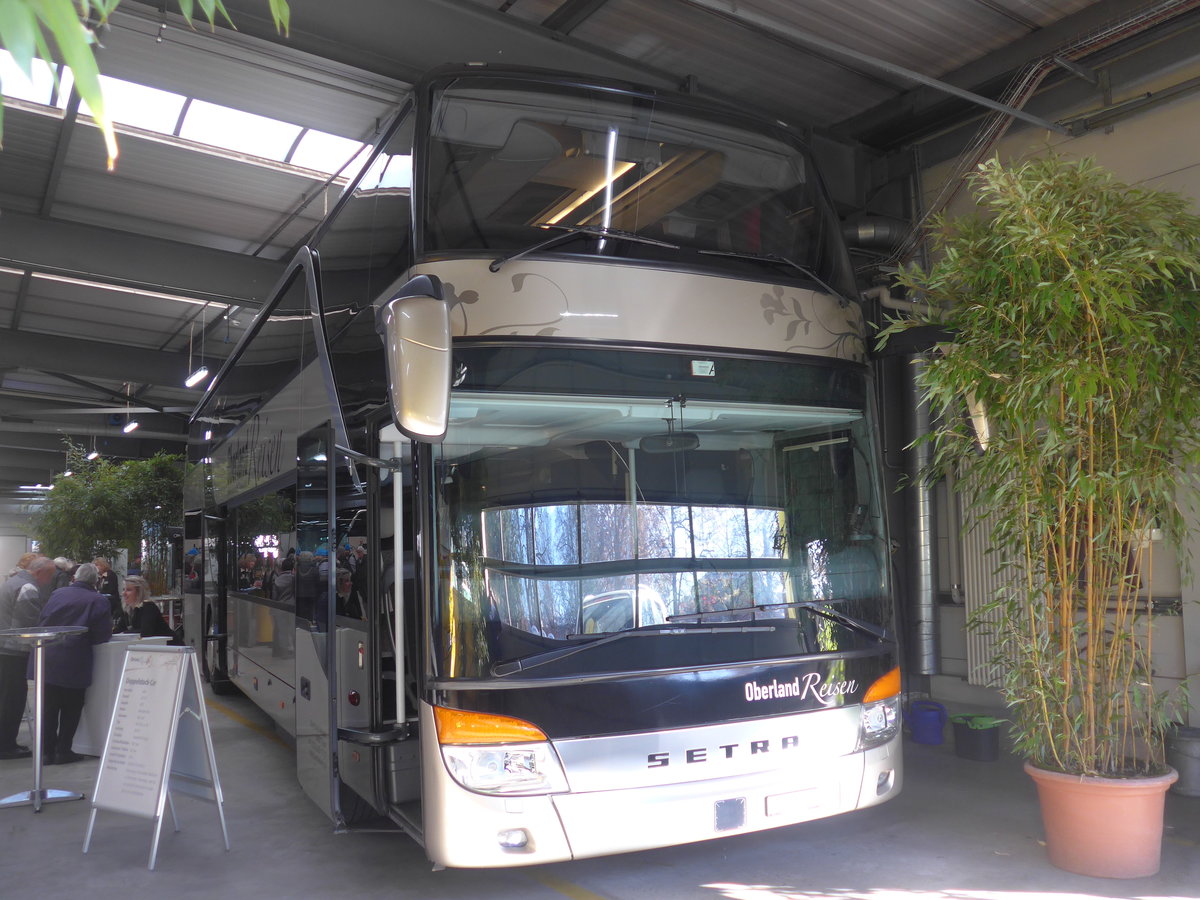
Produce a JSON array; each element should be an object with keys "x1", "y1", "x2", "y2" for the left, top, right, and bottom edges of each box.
[
  {"x1": 185, "y1": 308, "x2": 210, "y2": 388},
  {"x1": 123, "y1": 382, "x2": 139, "y2": 434}
]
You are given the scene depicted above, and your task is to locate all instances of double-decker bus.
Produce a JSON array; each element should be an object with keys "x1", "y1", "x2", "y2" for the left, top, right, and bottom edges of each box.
[{"x1": 183, "y1": 64, "x2": 901, "y2": 868}]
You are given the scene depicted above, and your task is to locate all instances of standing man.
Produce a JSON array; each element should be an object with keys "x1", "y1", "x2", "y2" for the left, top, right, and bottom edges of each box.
[
  {"x1": 31, "y1": 563, "x2": 111, "y2": 764},
  {"x1": 0, "y1": 556, "x2": 56, "y2": 758},
  {"x1": 93, "y1": 557, "x2": 120, "y2": 622}
]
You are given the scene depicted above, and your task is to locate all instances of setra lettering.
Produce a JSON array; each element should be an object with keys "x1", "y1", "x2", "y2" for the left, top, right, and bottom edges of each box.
[{"x1": 646, "y1": 735, "x2": 802, "y2": 768}]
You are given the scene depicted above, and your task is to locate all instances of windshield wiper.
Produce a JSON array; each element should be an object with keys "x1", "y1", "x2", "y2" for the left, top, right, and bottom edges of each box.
[
  {"x1": 696, "y1": 248, "x2": 848, "y2": 305},
  {"x1": 489, "y1": 224, "x2": 680, "y2": 272},
  {"x1": 669, "y1": 599, "x2": 890, "y2": 641},
  {"x1": 491, "y1": 621, "x2": 776, "y2": 677}
]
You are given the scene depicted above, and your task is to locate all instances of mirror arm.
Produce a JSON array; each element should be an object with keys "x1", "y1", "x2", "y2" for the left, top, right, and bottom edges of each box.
[{"x1": 334, "y1": 445, "x2": 402, "y2": 471}]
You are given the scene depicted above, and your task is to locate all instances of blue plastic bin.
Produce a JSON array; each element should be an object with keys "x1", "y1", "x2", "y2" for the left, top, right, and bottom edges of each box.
[{"x1": 907, "y1": 700, "x2": 947, "y2": 745}]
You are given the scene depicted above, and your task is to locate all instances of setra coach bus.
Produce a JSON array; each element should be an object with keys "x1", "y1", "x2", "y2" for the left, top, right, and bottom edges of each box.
[{"x1": 183, "y1": 64, "x2": 902, "y2": 868}]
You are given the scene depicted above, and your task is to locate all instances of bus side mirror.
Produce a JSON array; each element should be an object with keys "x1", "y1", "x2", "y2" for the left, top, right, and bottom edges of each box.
[{"x1": 376, "y1": 275, "x2": 451, "y2": 442}]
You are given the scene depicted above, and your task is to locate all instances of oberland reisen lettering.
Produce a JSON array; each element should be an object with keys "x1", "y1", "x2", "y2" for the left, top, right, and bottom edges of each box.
[
  {"x1": 227, "y1": 414, "x2": 285, "y2": 484},
  {"x1": 646, "y1": 673, "x2": 861, "y2": 768},
  {"x1": 744, "y1": 672, "x2": 858, "y2": 707}
]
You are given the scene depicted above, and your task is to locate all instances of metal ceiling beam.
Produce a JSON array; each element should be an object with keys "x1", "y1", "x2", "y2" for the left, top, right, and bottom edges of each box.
[
  {"x1": 40, "y1": 90, "x2": 81, "y2": 217},
  {"x1": 837, "y1": 0, "x2": 1182, "y2": 147},
  {"x1": 0, "y1": 466, "x2": 60, "y2": 484},
  {"x1": 0, "y1": 433, "x2": 76, "y2": 453},
  {"x1": 1, "y1": 405, "x2": 194, "y2": 417},
  {"x1": 542, "y1": 0, "x2": 611, "y2": 36},
  {"x1": 153, "y1": 0, "x2": 683, "y2": 91},
  {"x1": 678, "y1": 0, "x2": 1068, "y2": 135},
  {"x1": 0, "y1": 326, "x2": 192, "y2": 386},
  {"x1": 0, "y1": 449, "x2": 66, "y2": 472},
  {"x1": 10, "y1": 272, "x2": 32, "y2": 332},
  {"x1": 0, "y1": 210, "x2": 281, "y2": 308},
  {"x1": 38, "y1": 371, "x2": 178, "y2": 416},
  {"x1": 0, "y1": 420, "x2": 186, "y2": 442}
]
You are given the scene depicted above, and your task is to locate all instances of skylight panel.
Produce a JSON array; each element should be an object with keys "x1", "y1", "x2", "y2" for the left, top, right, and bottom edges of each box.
[
  {"x1": 0, "y1": 50, "x2": 56, "y2": 105},
  {"x1": 362, "y1": 152, "x2": 413, "y2": 190},
  {"x1": 78, "y1": 75, "x2": 186, "y2": 133},
  {"x1": 289, "y1": 129, "x2": 366, "y2": 174},
  {"x1": 179, "y1": 100, "x2": 302, "y2": 160}
]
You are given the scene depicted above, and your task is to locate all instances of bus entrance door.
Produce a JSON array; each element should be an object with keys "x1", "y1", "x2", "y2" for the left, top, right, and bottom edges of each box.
[{"x1": 294, "y1": 425, "x2": 338, "y2": 821}]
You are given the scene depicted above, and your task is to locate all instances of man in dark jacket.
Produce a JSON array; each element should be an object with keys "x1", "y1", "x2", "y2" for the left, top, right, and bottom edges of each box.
[
  {"x1": 93, "y1": 557, "x2": 121, "y2": 622},
  {"x1": 0, "y1": 556, "x2": 57, "y2": 758},
  {"x1": 30, "y1": 563, "x2": 111, "y2": 764}
]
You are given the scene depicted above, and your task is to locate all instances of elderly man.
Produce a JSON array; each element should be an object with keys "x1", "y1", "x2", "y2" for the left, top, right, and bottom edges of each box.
[
  {"x1": 31, "y1": 563, "x2": 111, "y2": 764},
  {"x1": 0, "y1": 556, "x2": 57, "y2": 758},
  {"x1": 93, "y1": 557, "x2": 121, "y2": 621}
]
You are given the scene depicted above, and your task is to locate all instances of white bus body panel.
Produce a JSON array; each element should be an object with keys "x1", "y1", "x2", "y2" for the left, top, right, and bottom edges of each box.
[
  {"x1": 411, "y1": 258, "x2": 865, "y2": 362},
  {"x1": 420, "y1": 701, "x2": 901, "y2": 868}
]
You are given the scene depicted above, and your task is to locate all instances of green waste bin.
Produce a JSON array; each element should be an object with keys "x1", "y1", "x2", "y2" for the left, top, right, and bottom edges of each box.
[{"x1": 1166, "y1": 725, "x2": 1200, "y2": 796}]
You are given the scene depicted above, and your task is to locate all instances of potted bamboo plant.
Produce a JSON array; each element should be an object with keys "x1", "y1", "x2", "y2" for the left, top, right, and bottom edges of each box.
[{"x1": 881, "y1": 154, "x2": 1200, "y2": 878}]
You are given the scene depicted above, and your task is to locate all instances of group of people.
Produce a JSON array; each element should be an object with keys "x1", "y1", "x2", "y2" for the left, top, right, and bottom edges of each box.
[
  {"x1": 0, "y1": 552, "x2": 176, "y2": 765},
  {"x1": 239, "y1": 544, "x2": 368, "y2": 622}
]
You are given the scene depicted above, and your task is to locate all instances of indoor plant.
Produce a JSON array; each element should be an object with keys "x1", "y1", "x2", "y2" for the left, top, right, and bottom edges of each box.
[{"x1": 880, "y1": 154, "x2": 1200, "y2": 877}]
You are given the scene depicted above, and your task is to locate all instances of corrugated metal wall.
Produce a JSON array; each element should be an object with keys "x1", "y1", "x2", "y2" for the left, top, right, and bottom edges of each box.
[{"x1": 958, "y1": 496, "x2": 1005, "y2": 688}]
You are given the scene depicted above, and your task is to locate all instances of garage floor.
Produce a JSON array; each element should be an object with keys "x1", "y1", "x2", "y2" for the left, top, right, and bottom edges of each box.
[{"x1": 1, "y1": 688, "x2": 1197, "y2": 900}]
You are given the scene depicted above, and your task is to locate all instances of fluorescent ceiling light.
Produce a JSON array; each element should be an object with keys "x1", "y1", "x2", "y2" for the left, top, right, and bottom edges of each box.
[
  {"x1": 123, "y1": 420, "x2": 140, "y2": 434},
  {"x1": 31, "y1": 271, "x2": 229, "y2": 309},
  {"x1": 185, "y1": 366, "x2": 210, "y2": 388},
  {"x1": 86, "y1": 451, "x2": 100, "y2": 460}
]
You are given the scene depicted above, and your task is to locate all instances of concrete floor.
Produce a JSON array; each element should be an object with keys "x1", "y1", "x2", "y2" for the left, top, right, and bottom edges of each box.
[{"x1": 1, "y1": 688, "x2": 1197, "y2": 900}]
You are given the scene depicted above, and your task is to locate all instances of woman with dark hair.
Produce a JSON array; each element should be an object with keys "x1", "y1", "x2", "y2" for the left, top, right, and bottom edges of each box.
[{"x1": 115, "y1": 575, "x2": 176, "y2": 641}]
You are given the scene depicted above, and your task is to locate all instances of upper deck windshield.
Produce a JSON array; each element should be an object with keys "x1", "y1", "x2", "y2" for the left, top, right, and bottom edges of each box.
[
  {"x1": 423, "y1": 74, "x2": 853, "y2": 296},
  {"x1": 430, "y1": 360, "x2": 891, "y2": 682}
]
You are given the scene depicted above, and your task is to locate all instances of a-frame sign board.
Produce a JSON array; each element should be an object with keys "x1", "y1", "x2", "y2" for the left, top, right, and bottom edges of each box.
[{"x1": 83, "y1": 645, "x2": 229, "y2": 870}]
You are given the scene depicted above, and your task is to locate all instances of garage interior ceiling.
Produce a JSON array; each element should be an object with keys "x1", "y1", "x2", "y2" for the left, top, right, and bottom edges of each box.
[{"x1": 1, "y1": 0, "x2": 1198, "y2": 518}]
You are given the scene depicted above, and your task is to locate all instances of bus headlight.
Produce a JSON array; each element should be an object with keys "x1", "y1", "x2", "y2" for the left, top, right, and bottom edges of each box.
[
  {"x1": 433, "y1": 705, "x2": 569, "y2": 795},
  {"x1": 858, "y1": 666, "x2": 901, "y2": 750},
  {"x1": 858, "y1": 696, "x2": 900, "y2": 749},
  {"x1": 441, "y1": 743, "x2": 569, "y2": 795}
]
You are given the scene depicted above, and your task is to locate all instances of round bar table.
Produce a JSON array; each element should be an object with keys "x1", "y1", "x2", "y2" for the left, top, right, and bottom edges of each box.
[{"x1": 0, "y1": 625, "x2": 89, "y2": 812}]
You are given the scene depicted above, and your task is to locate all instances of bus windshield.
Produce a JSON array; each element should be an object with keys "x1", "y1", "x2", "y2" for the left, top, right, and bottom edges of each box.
[
  {"x1": 424, "y1": 75, "x2": 853, "y2": 295},
  {"x1": 430, "y1": 380, "x2": 891, "y2": 681}
]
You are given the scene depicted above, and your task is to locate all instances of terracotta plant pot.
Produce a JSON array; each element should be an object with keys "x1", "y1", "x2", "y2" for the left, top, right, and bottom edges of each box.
[{"x1": 1024, "y1": 761, "x2": 1178, "y2": 878}]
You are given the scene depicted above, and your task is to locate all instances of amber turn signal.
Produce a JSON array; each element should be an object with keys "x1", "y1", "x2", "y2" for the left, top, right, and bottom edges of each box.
[
  {"x1": 433, "y1": 706, "x2": 548, "y2": 745},
  {"x1": 863, "y1": 666, "x2": 901, "y2": 703}
]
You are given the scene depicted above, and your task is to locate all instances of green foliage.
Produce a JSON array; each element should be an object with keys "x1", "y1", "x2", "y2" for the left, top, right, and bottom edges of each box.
[
  {"x1": 879, "y1": 154, "x2": 1200, "y2": 777},
  {"x1": 0, "y1": 0, "x2": 289, "y2": 164},
  {"x1": 31, "y1": 441, "x2": 184, "y2": 566}
]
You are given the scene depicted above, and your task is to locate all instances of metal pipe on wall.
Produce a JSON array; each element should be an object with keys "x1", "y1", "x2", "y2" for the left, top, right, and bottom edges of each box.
[{"x1": 904, "y1": 354, "x2": 939, "y2": 675}]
